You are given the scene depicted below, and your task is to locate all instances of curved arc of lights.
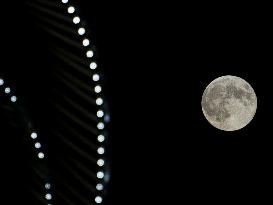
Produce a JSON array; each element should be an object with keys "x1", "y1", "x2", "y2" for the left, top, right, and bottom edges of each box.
[
  {"x1": 61, "y1": 0, "x2": 110, "y2": 204},
  {"x1": 0, "y1": 78, "x2": 53, "y2": 204}
]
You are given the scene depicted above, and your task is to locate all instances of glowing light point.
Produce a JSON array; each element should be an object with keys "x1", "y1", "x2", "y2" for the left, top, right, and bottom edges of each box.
[
  {"x1": 5, "y1": 87, "x2": 11, "y2": 94},
  {"x1": 86, "y1": 50, "x2": 94, "y2": 58},
  {"x1": 97, "y1": 110, "x2": 104, "y2": 118},
  {"x1": 95, "y1": 196, "x2": 103, "y2": 204},
  {"x1": 35, "y1": 142, "x2": 42, "y2": 149},
  {"x1": 97, "y1": 171, "x2": 104, "y2": 179},
  {"x1": 93, "y1": 74, "x2": 100, "y2": 82},
  {"x1": 68, "y1": 6, "x2": 75, "y2": 14},
  {"x1": 97, "y1": 147, "x2": 105, "y2": 155},
  {"x1": 78, "y1": 27, "x2": 85, "y2": 35},
  {"x1": 97, "y1": 159, "x2": 105, "y2": 166},
  {"x1": 96, "y1": 183, "x2": 104, "y2": 191},
  {"x1": 98, "y1": 135, "x2": 105, "y2": 142},
  {"x1": 83, "y1": 39, "x2": 90, "y2": 46},
  {"x1": 11, "y1": 96, "x2": 17, "y2": 102},
  {"x1": 90, "y1": 62, "x2": 97, "y2": 70},
  {"x1": 97, "y1": 122, "x2": 105, "y2": 130},
  {"x1": 45, "y1": 193, "x2": 52, "y2": 200},
  {"x1": 38, "y1": 152, "x2": 45, "y2": 159},
  {"x1": 31, "y1": 132, "x2": 38, "y2": 139},
  {"x1": 73, "y1": 16, "x2": 80, "y2": 24},
  {"x1": 94, "y1": 85, "x2": 102, "y2": 93},
  {"x1": 96, "y1": 98, "x2": 103, "y2": 105},
  {"x1": 45, "y1": 183, "x2": 51, "y2": 190}
]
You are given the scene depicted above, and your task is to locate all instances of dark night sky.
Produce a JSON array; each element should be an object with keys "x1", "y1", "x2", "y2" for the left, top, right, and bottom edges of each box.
[
  {"x1": 80, "y1": 2, "x2": 273, "y2": 204},
  {"x1": 1, "y1": 1, "x2": 272, "y2": 204}
]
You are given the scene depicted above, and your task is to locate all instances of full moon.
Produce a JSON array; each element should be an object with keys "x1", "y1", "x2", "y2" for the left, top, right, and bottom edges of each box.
[{"x1": 201, "y1": 75, "x2": 257, "y2": 131}]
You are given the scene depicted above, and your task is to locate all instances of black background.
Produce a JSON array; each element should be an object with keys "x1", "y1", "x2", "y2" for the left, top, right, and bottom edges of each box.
[
  {"x1": 80, "y1": 2, "x2": 272, "y2": 204},
  {"x1": 1, "y1": 1, "x2": 272, "y2": 204}
]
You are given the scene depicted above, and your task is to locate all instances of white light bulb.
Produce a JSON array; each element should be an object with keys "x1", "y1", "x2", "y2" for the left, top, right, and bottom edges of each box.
[
  {"x1": 82, "y1": 39, "x2": 90, "y2": 46},
  {"x1": 86, "y1": 50, "x2": 94, "y2": 58},
  {"x1": 97, "y1": 110, "x2": 104, "y2": 118},
  {"x1": 97, "y1": 135, "x2": 105, "y2": 142},
  {"x1": 31, "y1": 132, "x2": 38, "y2": 139},
  {"x1": 97, "y1": 159, "x2": 105, "y2": 166},
  {"x1": 96, "y1": 98, "x2": 103, "y2": 105},
  {"x1": 96, "y1": 183, "x2": 104, "y2": 191},
  {"x1": 78, "y1": 27, "x2": 85, "y2": 35},
  {"x1": 97, "y1": 171, "x2": 104, "y2": 179},
  {"x1": 38, "y1": 152, "x2": 44, "y2": 159},
  {"x1": 5, "y1": 87, "x2": 11, "y2": 94},
  {"x1": 95, "y1": 196, "x2": 103, "y2": 204},
  {"x1": 0, "y1": 79, "x2": 4, "y2": 86},
  {"x1": 97, "y1": 122, "x2": 105, "y2": 130},
  {"x1": 90, "y1": 62, "x2": 97, "y2": 70},
  {"x1": 11, "y1": 96, "x2": 17, "y2": 102},
  {"x1": 45, "y1": 193, "x2": 52, "y2": 200},
  {"x1": 62, "y1": 0, "x2": 68, "y2": 3},
  {"x1": 94, "y1": 85, "x2": 102, "y2": 93},
  {"x1": 35, "y1": 142, "x2": 41, "y2": 149},
  {"x1": 68, "y1": 6, "x2": 75, "y2": 14},
  {"x1": 97, "y1": 147, "x2": 105, "y2": 155},
  {"x1": 73, "y1": 16, "x2": 80, "y2": 24},
  {"x1": 93, "y1": 74, "x2": 100, "y2": 82},
  {"x1": 45, "y1": 183, "x2": 51, "y2": 190}
]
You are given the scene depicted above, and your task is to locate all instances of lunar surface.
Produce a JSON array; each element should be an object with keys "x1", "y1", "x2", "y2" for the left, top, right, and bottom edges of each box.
[{"x1": 201, "y1": 75, "x2": 257, "y2": 131}]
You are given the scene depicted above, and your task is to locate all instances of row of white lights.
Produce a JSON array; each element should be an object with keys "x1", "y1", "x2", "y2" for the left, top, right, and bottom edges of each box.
[
  {"x1": 0, "y1": 79, "x2": 17, "y2": 102},
  {"x1": 62, "y1": 0, "x2": 107, "y2": 204},
  {"x1": 0, "y1": 78, "x2": 52, "y2": 204}
]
